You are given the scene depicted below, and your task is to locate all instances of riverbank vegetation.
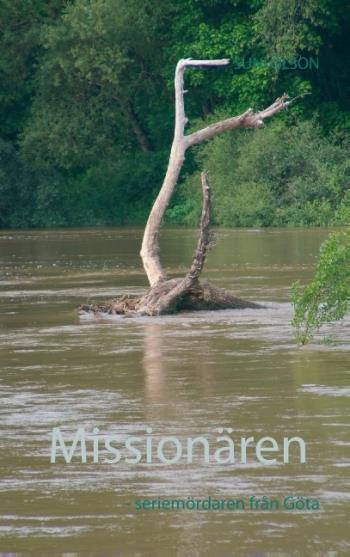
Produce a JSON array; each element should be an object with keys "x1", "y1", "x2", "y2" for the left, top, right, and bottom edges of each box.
[
  {"x1": 1, "y1": 0, "x2": 349, "y2": 229},
  {"x1": 292, "y1": 230, "x2": 350, "y2": 344}
]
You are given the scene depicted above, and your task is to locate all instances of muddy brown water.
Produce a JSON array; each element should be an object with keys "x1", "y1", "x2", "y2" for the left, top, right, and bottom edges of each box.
[{"x1": 0, "y1": 227, "x2": 349, "y2": 556}]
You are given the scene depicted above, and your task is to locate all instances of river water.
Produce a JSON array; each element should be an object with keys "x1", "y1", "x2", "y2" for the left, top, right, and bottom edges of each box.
[{"x1": 0, "y1": 227, "x2": 349, "y2": 556}]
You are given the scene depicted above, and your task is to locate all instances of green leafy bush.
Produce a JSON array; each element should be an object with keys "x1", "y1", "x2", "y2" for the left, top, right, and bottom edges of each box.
[
  {"x1": 291, "y1": 231, "x2": 350, "y2": 345},
  {"x1": 335, "y1": 190, "x2": 350, "y2": 225}
]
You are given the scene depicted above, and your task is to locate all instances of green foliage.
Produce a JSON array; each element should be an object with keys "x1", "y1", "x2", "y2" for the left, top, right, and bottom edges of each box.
[
  {"x1": 254, "y1": 0, "x2": 333, "y2": 59},
  {"x1": 335, "y1": 189, "x2": 350, "y2": 225},
  {"x1": 20, "y1": 0, "x2": 172, "y2": 169},
  {"x1": 0, "y1": 139, "x2": 19, "y2": 225},
  {"x1": 168, "y1": 119, "x2": 350, "y2": 227},
  {"x1": 291, "y1": 231, "x2": 350, "y2": 344},
  {"x1": 56, "y1": 151, "x2": 164, "y2": 226},
  {"x1": 5, "y1": 151, "x2": 165, "y2": 228},
  {"x1": 275, "y1": 199, "x2": 335, "y2": 227},
  {"x1": 0, "y1": 0, "x2": 66, "y2": 139},
  {"x1": 0, "y1": 0, "x2": 350, "y2": 228}
]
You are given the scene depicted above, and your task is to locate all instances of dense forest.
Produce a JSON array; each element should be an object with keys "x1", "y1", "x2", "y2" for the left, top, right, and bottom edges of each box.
[{"x1": 0, "y1": 0, "x2": 349, "y2": 228}]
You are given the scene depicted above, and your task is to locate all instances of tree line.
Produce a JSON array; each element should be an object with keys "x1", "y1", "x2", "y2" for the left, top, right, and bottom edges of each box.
[{"x1": 0, "y1": 0, "x2": 349, "y2": 228}]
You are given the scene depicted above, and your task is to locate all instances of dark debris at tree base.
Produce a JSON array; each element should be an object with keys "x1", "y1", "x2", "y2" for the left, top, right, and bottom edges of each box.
[{"x1": 78, "y1": 280, "x2": 263, "y2": 318}]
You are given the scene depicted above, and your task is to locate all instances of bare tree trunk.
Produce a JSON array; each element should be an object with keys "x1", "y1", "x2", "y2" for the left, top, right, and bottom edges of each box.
[
  {"x1": 80, "y1": 58, "x2": 295, "y2": 317},
  {"x1": 139, "y1": 142, "x2": 185, "y2": 284},
  {"x1": 140, "y1": 58, "x2": 291, "y2": 287},
  {"x1": 136, "y1": 171, "x2": 212, "y2": 314},
  {"x1": 79, "y1": 170, "x2": 259, "y2": 316}
]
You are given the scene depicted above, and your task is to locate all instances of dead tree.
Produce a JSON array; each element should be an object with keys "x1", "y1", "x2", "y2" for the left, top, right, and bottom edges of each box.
[{"x1": 80, "y1": 58, "x2": 292, "y2": 317}]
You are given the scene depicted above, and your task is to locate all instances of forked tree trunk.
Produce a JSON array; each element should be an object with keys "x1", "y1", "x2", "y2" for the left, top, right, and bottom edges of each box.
[
  {"x1": 80, "y1": 58, "x2": 293, "y2": 317},
  {"x1": 140, "y1": 58, "x2": 291, "y2": 289}
]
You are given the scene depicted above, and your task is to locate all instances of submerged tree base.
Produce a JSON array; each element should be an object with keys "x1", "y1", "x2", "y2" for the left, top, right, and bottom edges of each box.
[
  {"x1": 79, "y1": 172, "x2": 262, "y2": 318},
  {"x1": 78, "y1": 279, "x2": 262, "y2": 318}
]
